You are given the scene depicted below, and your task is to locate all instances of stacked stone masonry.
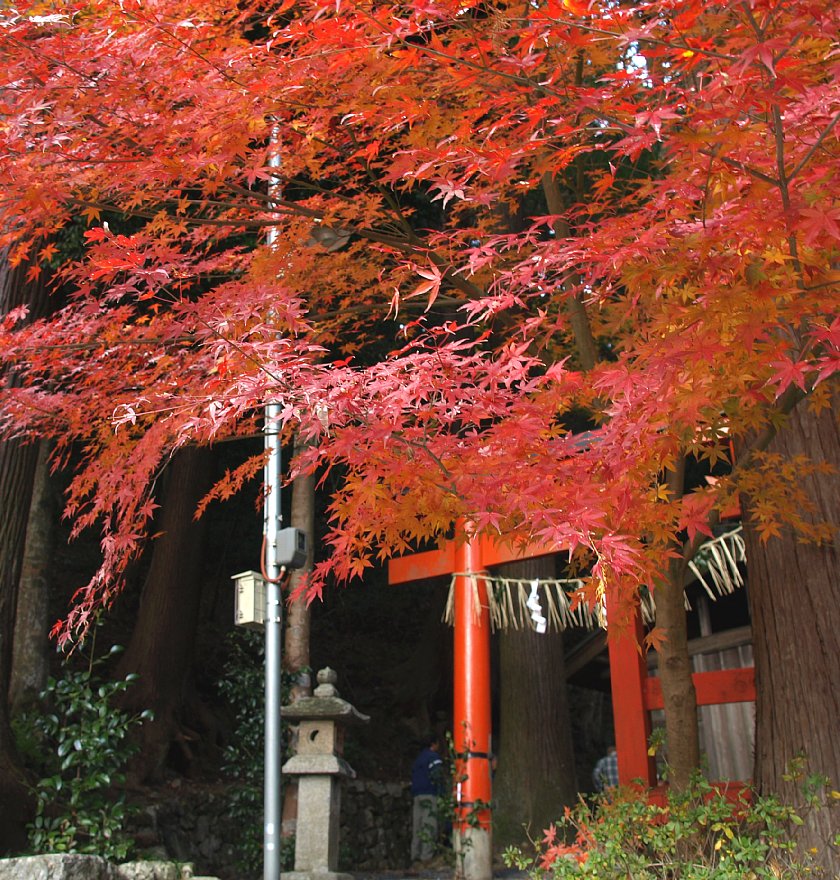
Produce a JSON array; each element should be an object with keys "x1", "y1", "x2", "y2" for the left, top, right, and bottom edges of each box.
[{"x1": 2, "y1": 779, "x2": 412, "y2": 880}]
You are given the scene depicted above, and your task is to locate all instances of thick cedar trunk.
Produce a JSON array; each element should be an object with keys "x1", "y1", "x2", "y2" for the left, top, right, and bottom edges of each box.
[
  {"x1": 0, "y1": 258, "x2": 51, "y2": 852},
  {"x1": 0, "y1": 434, "x2": 37, "y2": 853},
  {"x1": 493, "y1": 557, "x2": 577, "y2": 849},
  {"x1": 116, "y1": 445, "x2": 214, "y2": 782},
  {"x1": 742, "y1": 389, "x2": 840, "y2": 875},
  {"x1": 10, "y1": 440, "x2": 56, "y2": 713}
]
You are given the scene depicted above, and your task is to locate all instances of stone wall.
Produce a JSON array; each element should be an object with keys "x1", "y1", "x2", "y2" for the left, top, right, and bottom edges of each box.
[
  {"x1": 128, "y1": 787, "x2": 241, "y2": 880},
  {"x1": 1, "y1": 780, "x2": 410, "y2": 880},
  {"x1": 124, "y1": 778, "x2": 412, "y2": 879},
  {"x1": 339, "y1": 779, "x2": 412, "y2": 871}
]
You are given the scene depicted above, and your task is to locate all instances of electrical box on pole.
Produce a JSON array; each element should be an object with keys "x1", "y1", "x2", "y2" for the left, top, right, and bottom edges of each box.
[
  {"x1": 276, "y1": 527, "x2": 308, "y2": 569},
  {"x1": 232, "y1": 570, "x2": 266, "y2": 629}
]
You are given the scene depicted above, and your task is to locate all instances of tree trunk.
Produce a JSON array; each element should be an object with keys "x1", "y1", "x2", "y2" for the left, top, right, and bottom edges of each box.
[
  {"x1": 493, "y1": 557, "x2": 577, "y2": 850},
  {"x1": 742, "y1": 388, "x2": 840, "y2": 875},
  {"x1": 10, "y1": 440, "x2": 56, "y2": 714},
  {"x1": 654, "y1": 568, "x2": 700, "y2": 791},
  {"x1": 0, "y1": 433, "x2": 37, "y2": 853},
  {"x1": 0, "y1": 257, "x2": 51, "y2": 853},
  {"x1": 654, "y1": 459, "x2": 700, "y2": 792},
  {"x1": 284, "y1": 433, "x2": 316, "y2": 700},
  {"x1": 115, "y1": 445, "x2": 214, "y2": 782},
  {"x1": 282, "y1": 433, "x2": 317, "y2": 837}
]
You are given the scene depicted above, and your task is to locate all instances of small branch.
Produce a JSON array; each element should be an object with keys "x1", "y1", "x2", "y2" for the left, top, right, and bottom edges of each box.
[
  {"x1": 701, "y1": 151, "x2": 779, "y2": 188},
  {"x1": 788, "y1": 110, "x2": 840, "y2": 183},
  {"x1": 541, "y1": 173, "x2": 599, "y2": 371}
]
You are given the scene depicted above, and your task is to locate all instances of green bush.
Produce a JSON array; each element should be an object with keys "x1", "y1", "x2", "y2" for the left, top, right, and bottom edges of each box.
[
  {"x1": 504, "y1": 774, "x2": 831, "y2": 879},
  {"x1": 217, "y1": 630, "x2": 296, "y2": 878},
  {"x1": 15, "y1": 645, "x2": 151, "y2": 861}
]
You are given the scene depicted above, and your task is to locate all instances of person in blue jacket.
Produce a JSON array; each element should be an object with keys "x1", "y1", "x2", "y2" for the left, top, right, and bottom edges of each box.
[{"x1": 410, "y1": 734, "x2": 444, "y2": 864}]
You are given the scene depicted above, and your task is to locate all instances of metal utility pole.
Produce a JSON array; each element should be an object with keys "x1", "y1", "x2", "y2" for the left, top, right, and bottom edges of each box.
[
  {"x1": 263, "y1": 402, "x2": 284, "y2": 880},
  {"x1": 259, "y1": 132, "x2": 307, "y2": 880},
  {"x1": 264, "y1": 137, "x2": 284, "y2": 880}
]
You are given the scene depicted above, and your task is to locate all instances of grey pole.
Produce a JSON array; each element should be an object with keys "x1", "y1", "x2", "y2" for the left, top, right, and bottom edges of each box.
[
  {"x1": 264, "y1": 136, "x2": 283, "y2": 880},
  {"x1": 264, "y1": 401, "x2": 283, "y2": 880}
]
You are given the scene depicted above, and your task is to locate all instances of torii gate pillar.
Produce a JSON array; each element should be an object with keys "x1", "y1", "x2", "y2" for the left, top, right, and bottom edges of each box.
[
  {"x1": 392, "y1": 525, "x2": 582, "y2": 880},
  {"x1": 452, "y1": 531, "x2": 492, "y2": 880},
  {"x1": 388, "y1": 523, "x2": 497, "y2": 880}
]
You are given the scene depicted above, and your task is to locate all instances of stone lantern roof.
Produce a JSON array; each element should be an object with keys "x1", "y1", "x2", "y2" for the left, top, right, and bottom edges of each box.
[{"x1": 281, "y1": 667, "x2": 370, "y2": 725}]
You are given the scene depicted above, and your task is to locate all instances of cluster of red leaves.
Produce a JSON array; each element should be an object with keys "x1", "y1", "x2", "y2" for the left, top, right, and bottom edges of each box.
[
  {"x1": 0, "y1": 0, "x2": 837, "y2": 639},
  {"x1": 540, "y1": 814, "x2": 592, "y2": 868}
]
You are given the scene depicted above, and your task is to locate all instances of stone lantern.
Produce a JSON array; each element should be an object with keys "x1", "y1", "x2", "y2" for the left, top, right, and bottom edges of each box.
[{"x1": 282, "y1": 667, "x2": 369, "y2": 880}]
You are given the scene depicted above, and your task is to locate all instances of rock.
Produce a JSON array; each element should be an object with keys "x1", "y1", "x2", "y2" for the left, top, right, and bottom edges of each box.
[
  {"x1": 0, "y1": 857, "x2": 210, "y2": 880},
  {"x1": 115, "y1": 861, "x2": 179, "y2": 880},
  {"x1": 0, "y1": 854, "x2": 116, "y2": 880}
]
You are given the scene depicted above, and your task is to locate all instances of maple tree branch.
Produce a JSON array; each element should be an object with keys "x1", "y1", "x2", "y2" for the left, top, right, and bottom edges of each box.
[
  {"x1": 700, "y1": 150, "x2": 779, "y2": 188},
  {"x1": 739, "y1": 4, "x2": 807, "y2": 291},
  {"x1": 559, "y1": 18, "x2": 739, "y2": 65},
  {"x1": 210, "y1": 189, "x2": 487, "y2": 302},
  {"x1": 359, "y1": 11, "x2": 566, "y2": 101},
  {"x1": 123, "y1": 8, "x2": 251, "y2": 92},
  {"x1": 12, "y1": 294, "x2": 466, "y2": 358},
  {"x1": 591, "y1": 109, "x2": 782, "y2": 191},
  {"x1": 541, "y1": 173, "x2": 598, "y2": 372},
  {"x1": 68, "y1": 197, "x2": 269, "y2": 229},
  {"x1": 665, "y1": 456, "x2": 691, "y2": 586},
  {"x1": 768, "y1": 102, "x2": 806, "y2": 290},
  {"x1": 4, "y1": 34, "x2": 98, "y2": 89},
  {"x1": 740, "y1": 1, "x2": 803, "y2": 68},
  {"x1": 788, "y1": 110, "x2": 840, "y2": 183},
  {"x1": 771, "y1": 106, "x2": 791, "y2": 211},
  {"x1": 740, "y1": 2, "x2": 769, "y2": 42},
  {"x1": 385, "y1": 435, "x2": 462, "y2": 504},
  {"x1": 65, "y1": 192, "x2": 488, "y2": 309}
]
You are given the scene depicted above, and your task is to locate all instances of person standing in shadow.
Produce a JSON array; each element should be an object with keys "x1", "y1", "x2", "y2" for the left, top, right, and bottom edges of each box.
[
  {"x1": 592, "y1": 744, "x2": 619, "y2": 793},
  {"x1": 410, "y1": 734, "x2": 444, "y2": 865}
]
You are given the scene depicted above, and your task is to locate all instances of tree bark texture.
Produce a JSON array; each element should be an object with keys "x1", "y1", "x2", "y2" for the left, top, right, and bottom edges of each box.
[
  {"x1": 10, "y1": 440, "x2": 56, "y2": 714},
  {"x1": 115, "y1": 445, "x2": 214, "y2": 782},
  {"x1": 493, "y1": 557, "x2": 578, "y2": 849},
  {"x1": 284, "y1": 433, "x2": 316, "y2": 700},
  {"x1": 281, "y1": 434, "x2": 317, "y2": 838},
  {"x1": 653, "y1": 570, "x2": 700, "y2": 791},
  {"x1": 0, "y1": 257, "x2": 51, "y2": 852},
  {"x1": 0, "y1": 433, "x2": 37, "y2": 853},
  {"x1": 742, "y1": 387, "x2": 840, "y2": 875},
  {"x1": 653, "y1": 459, "x2": 700, "y2": 792}
]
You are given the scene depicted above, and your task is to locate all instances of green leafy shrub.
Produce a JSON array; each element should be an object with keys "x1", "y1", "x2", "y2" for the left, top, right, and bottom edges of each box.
[
  {"x1": 16, "y1": 645, "x2": 151, "y2": 861},
  {"x1": 504, "y1": 774, "x2": 831, "y2": 879},
  {"x1": 217, "y1": 630, "x2": 296, "y2": 878}
]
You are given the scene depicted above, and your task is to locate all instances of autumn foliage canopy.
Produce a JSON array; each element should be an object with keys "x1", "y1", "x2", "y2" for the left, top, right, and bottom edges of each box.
[{"x1": 0, "y1": 0, "x2": 837, "y2": 639}]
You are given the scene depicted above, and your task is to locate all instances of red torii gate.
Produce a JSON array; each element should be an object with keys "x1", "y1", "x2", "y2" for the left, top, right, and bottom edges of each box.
[
  {"x1": 389, "y1": 522, "x2": 757, "y2": 875},
  {"x1": 389, "y1": 526, "x2": 537, "y2": 880}
]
